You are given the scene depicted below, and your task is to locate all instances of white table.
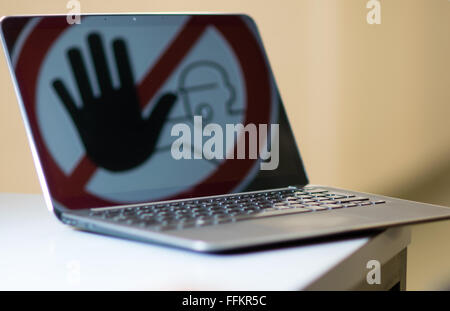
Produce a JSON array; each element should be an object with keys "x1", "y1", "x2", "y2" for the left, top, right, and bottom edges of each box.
[{"x1": 0, "y1": 193, "x2": 410, "y2": 290}]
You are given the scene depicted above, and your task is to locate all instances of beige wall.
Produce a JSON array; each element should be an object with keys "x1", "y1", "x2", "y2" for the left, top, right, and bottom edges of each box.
[{"x1": 0, "y1": 0, "x2": 449, "y2": 290}]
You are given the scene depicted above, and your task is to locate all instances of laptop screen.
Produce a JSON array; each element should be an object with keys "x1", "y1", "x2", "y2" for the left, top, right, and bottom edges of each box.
[{"x1": 1, "y1": 14, "x2": 308, "y2": 210}]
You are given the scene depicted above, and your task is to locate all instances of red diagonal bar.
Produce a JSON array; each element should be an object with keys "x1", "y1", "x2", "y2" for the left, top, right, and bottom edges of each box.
[
  {"x1": 66, "y1": 156, "x2": 97, "y2": 190},
  {"x1": 137, "y1": 17, "x2": 208, "y2": 108},
  {"x1": 67, "y1": 17, "x2": 208, "y2": 188}
]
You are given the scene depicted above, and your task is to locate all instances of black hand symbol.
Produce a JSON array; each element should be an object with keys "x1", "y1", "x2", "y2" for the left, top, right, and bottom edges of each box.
[{"x1": 52, "y1": 33, "x2": 177, "y2": 172}]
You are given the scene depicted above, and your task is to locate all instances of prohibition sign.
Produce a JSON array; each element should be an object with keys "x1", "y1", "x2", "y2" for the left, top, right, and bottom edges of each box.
[{"x1": 14, "y1": 15, "x2": 274, "y2": 209}]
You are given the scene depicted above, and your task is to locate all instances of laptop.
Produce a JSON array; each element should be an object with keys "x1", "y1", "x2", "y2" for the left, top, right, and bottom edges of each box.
[{"x1": 1, "y1": 13, "x2": 449, "y2": 252}]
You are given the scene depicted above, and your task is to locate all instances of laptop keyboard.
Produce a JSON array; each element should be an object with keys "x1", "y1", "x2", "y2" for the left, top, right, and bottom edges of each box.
[{"x1": 88, "y1": 187, "x2": 386, "y2": 231}]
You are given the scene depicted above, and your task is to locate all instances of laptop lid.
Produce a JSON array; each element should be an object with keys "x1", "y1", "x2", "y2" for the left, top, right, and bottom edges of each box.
[{"x1": 1, "y1": 14, "x2": 308, "y2": 211}]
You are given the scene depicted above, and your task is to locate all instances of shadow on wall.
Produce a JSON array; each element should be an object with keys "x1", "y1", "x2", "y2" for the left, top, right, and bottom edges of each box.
[
  {"x1": 382, "y1": 152, "x2": 450, "y2": 290},
  {"x1": 385, "y1": 152, "x2": 450, "y2": 207}
]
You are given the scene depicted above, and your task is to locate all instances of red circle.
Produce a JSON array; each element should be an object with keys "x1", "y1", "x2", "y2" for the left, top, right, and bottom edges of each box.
[{"x1": 14, "y1": 15, "x2": 273, "y2": 209}]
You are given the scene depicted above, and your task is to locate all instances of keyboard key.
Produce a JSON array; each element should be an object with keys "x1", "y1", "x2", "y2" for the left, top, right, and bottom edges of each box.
[
  {"x1": 275, "y1": 205, "x2": 291, "y2": 210},
  {"x1": 321, "y1": 204, "x2": 344, "y2": 209},
  {"x1": 337, "y1": 197, "x2": 369, "y2": 203},
  {"x1": 304, "y1": 203, "x2": 321, "y2": 207},
  {"x1": 330, "y1": 195, "x2": 347, "y2": 199},
  {"x1": 326, "y1": 192, "x2": 355, "y2": 198},
  {"x1": 304, "y1": 189, "x2": 328, "y2": 194},
  {"x1": 296, "y1": 195, "x2": 313, "y2": 199},
  {"x1": 314, "y1": 197, "x2": 330, "y2": 201},
  {"x1": 299, "y1": 199, "x2": 315, "y2": 203},
  {"x1": 289, "y1": 203, "x2": 306, "y2": 208},
  {"x1": 285, "y1": 197, "x2": 298, "y2": 202},
  {"x1": 358, "y1": 201, "x2": 372, "y2": 206},
  {"x1": 373, "y1": 200, "x2": 386, "y2": 204},
  {"x1": 317, "y1": 200, "x2": 334, "y2": 205},
  {"x1": 293, "y1": 191, "x2": 306, "y2": 196}
]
